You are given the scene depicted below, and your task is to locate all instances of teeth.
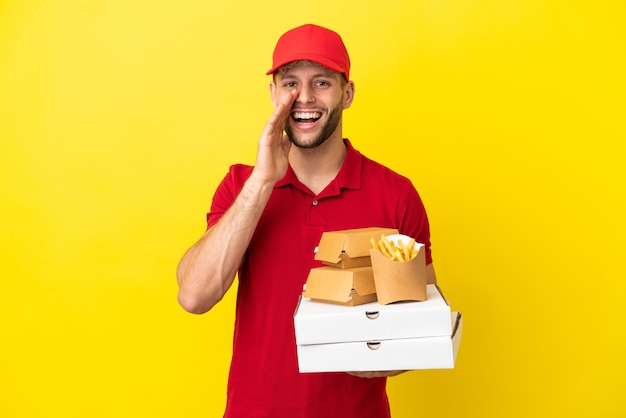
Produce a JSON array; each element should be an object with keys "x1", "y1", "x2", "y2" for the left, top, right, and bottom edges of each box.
[{"x1": 293, "y1": 111, "x2": 321, "y2": 119}]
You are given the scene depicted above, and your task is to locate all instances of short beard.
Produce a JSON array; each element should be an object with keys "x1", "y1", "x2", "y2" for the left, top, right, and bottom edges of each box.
[{"x1": 286, "y1": 101, "x2": 343, "y2": 149}]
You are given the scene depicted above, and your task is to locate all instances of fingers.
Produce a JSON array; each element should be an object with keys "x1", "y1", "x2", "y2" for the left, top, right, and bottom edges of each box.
[
  {"x1": 266, "y1": 90, "x2": 297, "y2": 136},
  {"x1": 278, "y1": 88, "x2": 299, "y2": 109},
  {"x1": 281, "y1": 133, "x2": 292, "y2": 155},
  {"x1": 346, "y1": 370, "x2": 406, "y2": 378},
  {"x1": 253, "y1": 90, "x2": 297, "y2": 183}
]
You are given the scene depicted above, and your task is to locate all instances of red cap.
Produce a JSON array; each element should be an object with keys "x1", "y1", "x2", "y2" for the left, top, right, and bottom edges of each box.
[{"x1": 266, "y1": 24, "x2": 350, "y2": 80}]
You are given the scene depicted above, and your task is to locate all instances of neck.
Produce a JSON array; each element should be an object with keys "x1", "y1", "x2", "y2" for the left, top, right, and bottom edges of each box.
[{"x1": 289, "y1": 135, "x2": 347, "y2": 195}]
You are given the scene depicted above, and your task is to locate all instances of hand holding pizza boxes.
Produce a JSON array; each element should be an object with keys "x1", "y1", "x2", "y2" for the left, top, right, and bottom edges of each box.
[{"x1": 295, "y1": 227, "x2": 462, "y2": 373}]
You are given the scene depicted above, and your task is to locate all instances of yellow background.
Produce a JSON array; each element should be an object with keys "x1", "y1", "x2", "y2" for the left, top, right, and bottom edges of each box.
[{"x1": 1, "y1": 1, "x2": 624, "y2": 417}]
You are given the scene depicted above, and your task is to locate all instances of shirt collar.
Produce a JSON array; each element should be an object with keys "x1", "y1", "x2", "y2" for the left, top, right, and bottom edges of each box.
[{"x1": 275, "y1": 138, "x2": 363, "y2": 191}]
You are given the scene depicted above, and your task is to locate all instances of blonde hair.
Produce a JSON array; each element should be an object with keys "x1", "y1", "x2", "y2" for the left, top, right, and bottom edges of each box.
[{"x1": 274, "y1": 60, "x2": 347, "y2": 85}]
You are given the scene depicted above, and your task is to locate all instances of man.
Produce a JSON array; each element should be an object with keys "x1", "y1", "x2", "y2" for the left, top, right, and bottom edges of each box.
[{"x1": 177, "y1": 24, "x2": 436, "y2": 417}]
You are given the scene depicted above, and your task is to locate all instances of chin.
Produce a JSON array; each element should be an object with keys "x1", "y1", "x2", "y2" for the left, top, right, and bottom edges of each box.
[
  {"x1": 290, "y1": 135, "x2": 329, "y2": 149},
  {"x1": 286, "y1": 128, "x2": 327, "y2": 149}
]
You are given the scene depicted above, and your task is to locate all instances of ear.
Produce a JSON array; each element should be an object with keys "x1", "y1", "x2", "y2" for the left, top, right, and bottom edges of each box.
[
  {"x1": 342, "y1": 80, "x2": 355, "y2": 109},
  {"x1": 269, "y1": 81, "x2": 277, "y2": 108}
]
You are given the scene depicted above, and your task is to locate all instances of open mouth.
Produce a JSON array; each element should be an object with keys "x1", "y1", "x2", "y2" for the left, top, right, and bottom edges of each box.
[{"x1": 292, "y1": 111, "x2": 322, "y2": 123}]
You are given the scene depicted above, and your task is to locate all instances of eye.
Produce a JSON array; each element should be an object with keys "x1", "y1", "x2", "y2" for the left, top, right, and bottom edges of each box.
[
  {"x1": 282, "y1": 81, "x2": 297, "y2": 88},
  {"x1": 315, "y1": 80, "x2": 331, "y2": 87}
]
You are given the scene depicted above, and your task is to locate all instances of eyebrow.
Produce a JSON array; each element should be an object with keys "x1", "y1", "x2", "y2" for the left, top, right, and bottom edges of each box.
[{"x1": 280, "y1": 71, "x2": 336, "y2": 81}]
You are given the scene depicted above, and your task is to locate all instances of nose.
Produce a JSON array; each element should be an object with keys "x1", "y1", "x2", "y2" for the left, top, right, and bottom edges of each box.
[{"x1": 296, "y1": 85, "x2": 315, "y2": 104}]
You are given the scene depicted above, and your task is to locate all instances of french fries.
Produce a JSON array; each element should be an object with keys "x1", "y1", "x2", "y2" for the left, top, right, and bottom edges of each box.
[{"x1": 370, "y1": 235, "x2": 418, "y2": 262}]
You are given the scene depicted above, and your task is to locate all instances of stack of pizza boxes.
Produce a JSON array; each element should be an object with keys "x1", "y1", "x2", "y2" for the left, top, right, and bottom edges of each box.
[{"x1": 294, "y1": 227, "x2": 462, "y2": 373}]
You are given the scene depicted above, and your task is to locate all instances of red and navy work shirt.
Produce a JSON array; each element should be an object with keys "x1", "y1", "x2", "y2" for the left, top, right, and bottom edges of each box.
[{"x1": 207, "y1": 139, "x2": 432, "y2": 418}]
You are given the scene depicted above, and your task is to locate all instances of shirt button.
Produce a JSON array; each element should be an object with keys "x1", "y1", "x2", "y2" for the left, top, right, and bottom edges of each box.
[{"x1": 312, "y1": 200, "x2": 319, "y2": 206}]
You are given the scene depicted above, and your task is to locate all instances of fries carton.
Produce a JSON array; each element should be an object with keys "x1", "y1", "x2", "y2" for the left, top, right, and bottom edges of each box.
[
  {"x1": 302, "y1": 266, "x2": 377, "y2": 306},
  {"x1": 370, "y1": 233, "x2": 428, "y2": 305},
  {"x1": 314, "y1": 227, "x2": 399, "y2": 268}
]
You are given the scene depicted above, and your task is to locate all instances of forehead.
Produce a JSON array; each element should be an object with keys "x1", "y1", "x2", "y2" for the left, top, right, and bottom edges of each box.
[{"x1": 276, "y1": 61, "x2": 340, "y2": 80}]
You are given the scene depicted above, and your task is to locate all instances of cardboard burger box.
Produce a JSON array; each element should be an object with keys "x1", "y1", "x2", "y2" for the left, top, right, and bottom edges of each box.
[
  {"x1": 314, "y1": 227, "x2": 399, "y2": 269},
  {"x1": 303, "y1": 227, "x2": 398, "y2": 306},
  {"x1": 302, "y1": 266, "x2": 377, "y2": 306},
  {"x1": 293, "y1": 284, "x2": 462, "y2": 372},
  {"x1": 296, "y1": 312, "x2": 462, "y2": 373}
]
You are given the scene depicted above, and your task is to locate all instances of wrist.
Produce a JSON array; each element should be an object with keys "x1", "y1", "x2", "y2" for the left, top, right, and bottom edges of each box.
[
  {"x1": 248, "y1": 167, "x2": 281, "y2": 189},
  {"x1": 243, "y1": 170, "x2": 278, "y2": 202}
]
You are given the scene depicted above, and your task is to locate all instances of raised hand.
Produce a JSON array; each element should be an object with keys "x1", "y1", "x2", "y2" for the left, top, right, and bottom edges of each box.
[{"x1": 252, "y1": 89, "x2": 298, "y2": 184}]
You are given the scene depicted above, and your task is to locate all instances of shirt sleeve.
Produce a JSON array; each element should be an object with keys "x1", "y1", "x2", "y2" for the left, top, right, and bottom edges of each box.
[
  {"x1": 206, "y1": 164, "x2": 253, "y2": 230},
  {"x1": 397, "y1": 183, "x2": 433, "y2": 265}
]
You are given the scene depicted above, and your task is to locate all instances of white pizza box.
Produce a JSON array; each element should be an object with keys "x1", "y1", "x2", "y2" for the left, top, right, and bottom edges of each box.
[
  {"x1": 294, "y1": 284, "x2": 451, "y2": 346},
  {"x1": 297, "y1": 312, "x2": 462, "y2": 373}
]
